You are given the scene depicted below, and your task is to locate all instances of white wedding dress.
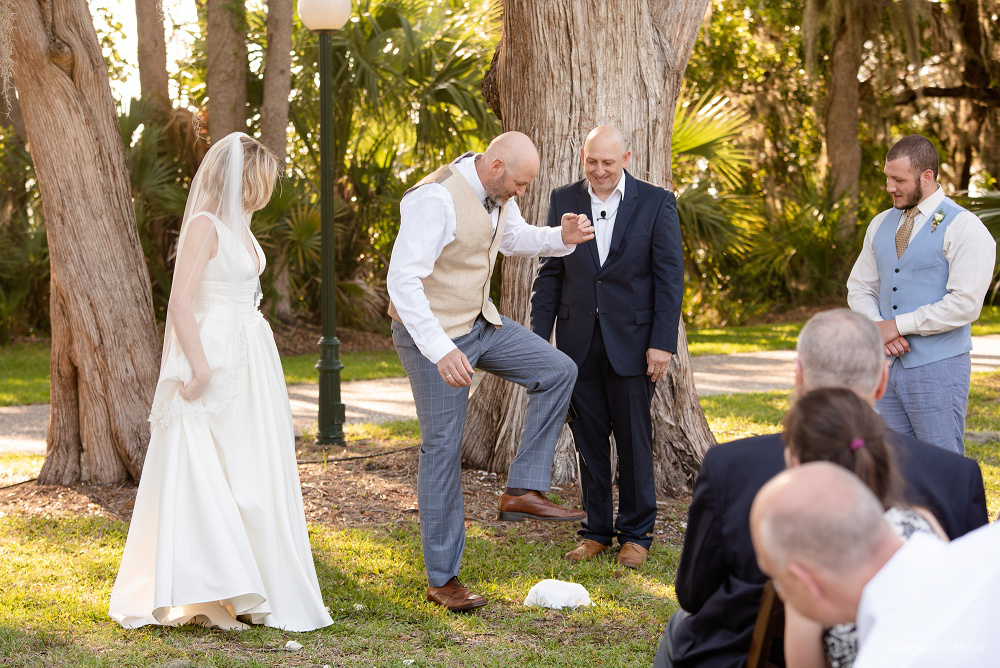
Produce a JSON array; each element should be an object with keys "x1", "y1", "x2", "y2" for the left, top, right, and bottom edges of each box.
[{"x1": 109, "y1": 214, "x2": 333, "y2": 632}]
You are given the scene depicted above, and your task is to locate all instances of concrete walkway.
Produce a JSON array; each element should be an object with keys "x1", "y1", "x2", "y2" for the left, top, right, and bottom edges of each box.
[{"x1": 5, "y1": 336, "x2": 1000, "y2": 455}]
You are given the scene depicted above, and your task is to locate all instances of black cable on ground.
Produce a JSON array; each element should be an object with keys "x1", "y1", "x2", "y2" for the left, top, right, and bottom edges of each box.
[
  {"x1": 0, "y1": 477, "x2": 38, "y2": 491},
  {"x1": 296, "y1": 444, "x2": 419, "y2": 465},
  {"x1": 0, "y1": 445, "x2": 419, "y2": 492}
]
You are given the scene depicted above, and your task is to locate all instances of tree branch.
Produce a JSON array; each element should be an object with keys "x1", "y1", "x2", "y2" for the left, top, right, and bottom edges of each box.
[{"x1": 895, "y1": 85, "x2": 1000, "y2": 106}]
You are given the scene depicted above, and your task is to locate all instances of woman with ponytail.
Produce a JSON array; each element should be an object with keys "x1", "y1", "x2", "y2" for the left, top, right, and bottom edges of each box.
[{"x1": 780, "y1": 387, "x2": 945, "y2": 668}]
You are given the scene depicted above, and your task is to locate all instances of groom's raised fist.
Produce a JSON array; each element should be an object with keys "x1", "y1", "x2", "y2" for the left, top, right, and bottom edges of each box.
[{"x1": 560, "y1": 212, "x2": 595, "y2": 245}]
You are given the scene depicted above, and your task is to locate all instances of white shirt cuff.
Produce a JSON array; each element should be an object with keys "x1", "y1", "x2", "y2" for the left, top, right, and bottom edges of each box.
[
  {"x1": 425, "y1": 336, "x2": 458, "y2": 365},
  {"x1": 895, "y1": 312, "x2": 917, "y2": 336},
  {"x1": 549, "y1": 226, "x2": 572, "y2": 251}
]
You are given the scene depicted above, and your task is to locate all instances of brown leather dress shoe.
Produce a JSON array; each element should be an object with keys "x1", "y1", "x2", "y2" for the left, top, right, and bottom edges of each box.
[
  {"x1": 617, "y1": 542, "x2": 649, "y2": 569},
  {"x1": 425, "y1": 577, "x2": 488, "y2": 612},
  {"x1": 565, "y1": 539, "x2": 609, "y2": 563},
  {"x1": 497, "y1": 491, "x2": 587, "y2": 522}
]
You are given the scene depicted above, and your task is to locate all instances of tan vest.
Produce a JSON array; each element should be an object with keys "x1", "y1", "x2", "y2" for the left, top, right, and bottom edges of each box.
[{"x1": 388, "y1": 162, "x2": 509, "y2": 338}]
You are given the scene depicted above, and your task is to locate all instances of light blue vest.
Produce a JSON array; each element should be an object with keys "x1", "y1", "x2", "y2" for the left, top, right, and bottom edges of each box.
[{"x1": 874, "y1": 196, "x2": 972, "y2": 368}]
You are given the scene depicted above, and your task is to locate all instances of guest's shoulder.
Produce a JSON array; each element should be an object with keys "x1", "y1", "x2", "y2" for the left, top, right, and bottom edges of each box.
[
  {"x1": 703, "y1": 433, "x2": 785, "y2": 469},
  {"x1": 889, "y1": 430, "x2": 977, "y2": 472}
]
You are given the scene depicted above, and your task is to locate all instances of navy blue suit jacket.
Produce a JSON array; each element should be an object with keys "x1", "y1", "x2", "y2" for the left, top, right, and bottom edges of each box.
[
  {"x1": 530, "y1": 172, "x2": 684, "y2": 377},
  {"x1": 670, "y1": 431, "x2": 989, "y2": 668}
]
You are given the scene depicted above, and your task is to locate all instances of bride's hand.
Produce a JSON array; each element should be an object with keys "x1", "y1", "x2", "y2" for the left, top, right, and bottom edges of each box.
[{"x1": 180, "y1": 369, "x2": 211, "y2": 401}]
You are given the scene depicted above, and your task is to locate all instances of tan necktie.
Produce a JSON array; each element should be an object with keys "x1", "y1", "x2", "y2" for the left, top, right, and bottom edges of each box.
[{"x1": 895, "y1": 207, "x2": 918, "y2": 259}]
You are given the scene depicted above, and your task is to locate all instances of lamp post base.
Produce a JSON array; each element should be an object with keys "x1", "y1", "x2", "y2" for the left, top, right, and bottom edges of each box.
[{"x1": 316, "y1": 335, "x2": 346, "y2": 446}]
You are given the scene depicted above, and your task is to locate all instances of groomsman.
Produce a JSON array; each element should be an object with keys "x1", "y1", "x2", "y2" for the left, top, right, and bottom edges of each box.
[
  {"x1": 847, "y1": 134, "x2": 995, "y2": 454},
  {"x1": 387, "y1": 132, "x2": 594, "y2": 611},
  {"x1": 531, "y1": 125, "x2": 684, "y2": 568}
]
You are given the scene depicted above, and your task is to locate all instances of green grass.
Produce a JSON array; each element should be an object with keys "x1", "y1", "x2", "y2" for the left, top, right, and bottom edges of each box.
[
  {"x1": 0, "y1": 345, "x2": 402, "y2": 407},
  {"x1": 971, "y1": 304, "x2": 1000, "y2": 336},
  {"x1": 282, "y1": 349, "x2": 403, "y2": 384},
  {"x1": 686, "y1": 322, "x2": 801, "y2": 356},
  {"x1": 0, "y1": 342, "x2": 50, "y2": 406},
  {"x1": 0, "y1": 452, "x2": 44, "y2": 487},
  {"x1": 699, "y1": 390, "x2": 790, "y2": 442},
  {"x1": 2, "y1": 373, "x2": 999, "y2": 665},
  {"x1": 0, "y1": 514, "x2": 678, "y2": 666}
]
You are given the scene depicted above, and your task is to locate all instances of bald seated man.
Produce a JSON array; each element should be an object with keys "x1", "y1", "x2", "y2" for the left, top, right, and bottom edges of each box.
[
  {"x1": 387, "y1": 132, "x2": 596, "y2": 612},
  {"x1": 751, "y1": 462, "x2": 1000, "y2": 668},
  {"x1": 531, "y1": 125, "x2": 684, "y2": 568}
]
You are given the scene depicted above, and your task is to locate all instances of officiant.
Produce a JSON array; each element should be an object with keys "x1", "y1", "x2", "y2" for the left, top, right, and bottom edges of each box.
[{"x1": 530, "y1": 125, "x2": 685, "y2": 569}]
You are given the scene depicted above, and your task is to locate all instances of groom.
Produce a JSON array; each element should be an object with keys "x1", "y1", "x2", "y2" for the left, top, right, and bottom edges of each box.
[{"x1": 387, "y1": 131, "x2": 594, "y2": 611}]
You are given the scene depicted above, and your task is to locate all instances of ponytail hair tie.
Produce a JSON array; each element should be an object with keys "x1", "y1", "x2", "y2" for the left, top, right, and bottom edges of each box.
[{"x1": 850, "y1": 438, "x2": 865, "y2": 452}]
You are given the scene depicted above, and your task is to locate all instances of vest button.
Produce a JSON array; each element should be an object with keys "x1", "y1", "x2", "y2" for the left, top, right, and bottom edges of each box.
[
  {"x1": 893, "y1": 287, "x2": 897, "y2": 292},
  {"x1": 597, "y1": 280, "x2": 603, "y2": 286},
  {"x1": 893, "y1": 305, "x2": 898, "y2": 310},
  {"x1": 895, "y1": 268, "x2": 900, "y2": 273}
]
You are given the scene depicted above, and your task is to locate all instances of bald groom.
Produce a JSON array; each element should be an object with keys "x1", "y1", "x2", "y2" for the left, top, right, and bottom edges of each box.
[
  {"x1": 531, "y1": 125, "x2": 685, "y2": 568},
  {"x1": 388, "y1": 132, "x2": 596, "y2": 612}
]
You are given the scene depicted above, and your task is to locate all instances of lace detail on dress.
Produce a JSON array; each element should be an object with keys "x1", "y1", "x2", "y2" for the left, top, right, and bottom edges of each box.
[
  {"x1": 821, "y1": 506, "x2": 936, "y2": 667},
  {"x1": 148, "y1": 324, "x2": 251, "y2": 428}
]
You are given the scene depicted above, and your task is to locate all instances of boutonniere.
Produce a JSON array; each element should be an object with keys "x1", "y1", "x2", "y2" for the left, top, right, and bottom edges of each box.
[{"x1": 930, "y1": 209, "x2": 945, "y2": 233}]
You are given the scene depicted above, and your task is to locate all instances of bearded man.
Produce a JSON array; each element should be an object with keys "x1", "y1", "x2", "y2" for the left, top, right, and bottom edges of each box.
[{"x1": 847, "y1": 134, "x2": 995, "y2": 455}]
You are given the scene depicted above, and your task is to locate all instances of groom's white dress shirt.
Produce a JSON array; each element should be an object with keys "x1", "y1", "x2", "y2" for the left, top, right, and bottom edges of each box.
[{"x1": 387, "y1": 154, "x2": 574, "y2": 363}]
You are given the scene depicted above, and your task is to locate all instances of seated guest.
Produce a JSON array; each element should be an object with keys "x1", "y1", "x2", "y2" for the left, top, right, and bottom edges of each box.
[
  {"x1": 751, "y1": 463, "x2": 1000, "y2": 668},
  {"x1": 653, "y1": 309, "x2": 988, "y2": 668},
  {"x1": 782, "y1": 387, "x2": 946, "y2": 668}
]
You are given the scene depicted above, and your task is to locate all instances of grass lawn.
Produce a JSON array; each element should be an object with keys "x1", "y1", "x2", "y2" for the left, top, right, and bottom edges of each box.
[
  {"x1": 1, "y1": 372, "x2": 998, "y2": 665},
  {"x1": 0, "y1": 342, "x2": 50, "y2": 406},
  {"x1": 4, "y1": 307, "x2": 1000, "y2": 407},
  {"x1": 0, "y1": 345, "x2": 403, "y2": 407},
  {"x1": 0, "y1": 514, "x2": 678, "y2": 667},
  {"x1": 971, "y1": 304, "x2": 1000, "y2": 336}
]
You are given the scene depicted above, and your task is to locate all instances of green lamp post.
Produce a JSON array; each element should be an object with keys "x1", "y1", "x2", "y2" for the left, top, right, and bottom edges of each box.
[{"x1": 298, "y1": 0, "x2": 352, "y2": 446}]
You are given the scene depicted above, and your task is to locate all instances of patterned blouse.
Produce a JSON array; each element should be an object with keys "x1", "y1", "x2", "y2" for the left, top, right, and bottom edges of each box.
[{"x1": 821, "y1": 506, "x2": 936, "y2": 667}]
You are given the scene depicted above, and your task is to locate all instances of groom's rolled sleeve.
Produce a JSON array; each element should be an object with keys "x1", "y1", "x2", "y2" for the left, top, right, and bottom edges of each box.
[
  {"x1": 386, "y1": 186, "x2": 459, "y2": 363},
  {"x1": 500, "y1": 199, "x2": 575, "y2": 257}
]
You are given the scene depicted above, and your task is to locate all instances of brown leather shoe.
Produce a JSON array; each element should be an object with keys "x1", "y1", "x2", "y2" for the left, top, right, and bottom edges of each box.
[
  {"x1": 497, "y1": 491, "x2": 587, "y2": 522},
  {"x1": 425, "y1": 577, "x2": 488, "y2": 612},
  {"x1": 565, "y1": 539, "x2": 609, "y2": 563},
  {"x1": 617, "y1": 542, "x2": 649, "y2": 569}
]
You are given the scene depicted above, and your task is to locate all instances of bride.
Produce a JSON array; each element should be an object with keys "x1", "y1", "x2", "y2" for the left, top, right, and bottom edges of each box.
[{"x1": 109, "y1": 132, "x2": 333, "y2": 632}]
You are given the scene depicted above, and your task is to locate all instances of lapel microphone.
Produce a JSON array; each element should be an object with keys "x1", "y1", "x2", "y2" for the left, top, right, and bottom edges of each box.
[{"x1": 600, "y1": 210, "x2": 607, "y2": 219}]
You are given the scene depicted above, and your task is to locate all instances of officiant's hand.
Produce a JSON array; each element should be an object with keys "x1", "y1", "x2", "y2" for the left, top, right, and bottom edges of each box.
[
  {"x1": 561, "y1": 212, "x2": 595, "y2": 245},
  {"x1": 180, "y1": 369, "x2": 211, "y2": 400}
]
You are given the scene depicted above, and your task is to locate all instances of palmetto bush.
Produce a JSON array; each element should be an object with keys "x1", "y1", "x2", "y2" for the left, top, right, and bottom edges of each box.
[{"x1": 0, "y1": 128, "x2": 47, "y2": 343}]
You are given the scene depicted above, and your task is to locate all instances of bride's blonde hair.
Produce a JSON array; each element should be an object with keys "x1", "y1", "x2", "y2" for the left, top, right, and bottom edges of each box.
[
  {"x1": 241, "y1": 136, "x2": 281, "y2": 212},
  {"x1": 198, "y1": 135, "x2": 281, "y2": 214}
]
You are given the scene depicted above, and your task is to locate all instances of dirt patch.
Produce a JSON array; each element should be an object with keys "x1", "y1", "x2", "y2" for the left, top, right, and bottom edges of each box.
[
  {"x1": 270, "y1": 320, "x2": 393, "y2": 356},
  {"x1": 0, "y1": 441, "x2": 690, "y2": 548}
]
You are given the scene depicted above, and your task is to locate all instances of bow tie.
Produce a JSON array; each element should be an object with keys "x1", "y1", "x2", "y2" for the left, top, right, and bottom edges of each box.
[{"x1": 484, "y1": 197, "x2": 499, "y2": 214}]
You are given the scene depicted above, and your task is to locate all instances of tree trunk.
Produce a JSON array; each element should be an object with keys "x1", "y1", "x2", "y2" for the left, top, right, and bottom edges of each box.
[
  {"x1": 260, "y1": 0, "x2": 292, "y2": 161},
  {"x1": 824, "y1": 10, "x2": 865, "y2": 241},
  {"x1": 135, "y1": 0, "x2": 170, "y2": 116},
  {"x1": 206, "y1": 0, "x2": 248, "y2": 140},
  {"x1": 463, "y1": 0, "x2": 715, "y2": 498},
  {"x1": 270, "y1": 257, "x2": 296, "y2": 323},
  {"x1": 12, "y1": 0, "x2": 160, "y2": 484}
]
